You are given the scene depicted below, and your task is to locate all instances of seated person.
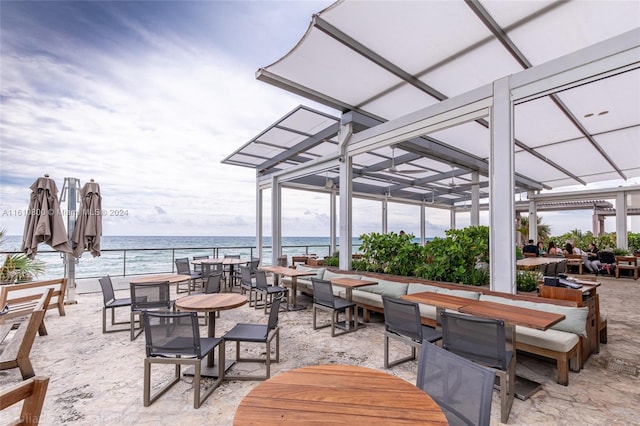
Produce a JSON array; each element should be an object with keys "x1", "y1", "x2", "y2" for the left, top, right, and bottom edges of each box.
[
  {"x1": 523, "y1": 239, "x2": 539, "y2": 256},
  {"x1": 563, "y1": 243, "x2": 574, "y2": 257},
  {"x1": 584, "y1": 242, "x2": 602, "y2": 274},
  {"x1": 547, "y1": 241, "x2": 563, "y2": 256},
  {"x1": 537, "y1": 241, "x2": 546, "y2": 256}
]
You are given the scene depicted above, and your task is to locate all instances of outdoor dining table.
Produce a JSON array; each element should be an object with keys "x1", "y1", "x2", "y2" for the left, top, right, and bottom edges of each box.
[
  {"x1": 233, "y1": 364, "x2": 448, "y2": 425},
  {"x1": 330, "y1": 277, "x2": 377, "y2": 330},
  {"x1": 192, "y1": 258, "x2": 249, "y2": 290},
  {"x1": 258, "y1": 266, "x2": 316, "y2": 310},
  {"x1": 402, "y1": 291, "x2": 481, "y2": 327},
  {"x1": 403, "y1": 290, "x2": 566, "y2": 400},
  {"x1": 130, "y1": 273, "x2": 192, "y2": 285},
  {"x1": 516, "y1": 256, "x2": 565, "y2": 271},
  {"x1": 175, "y1": 293, "x2": 247, "y2": 377}
]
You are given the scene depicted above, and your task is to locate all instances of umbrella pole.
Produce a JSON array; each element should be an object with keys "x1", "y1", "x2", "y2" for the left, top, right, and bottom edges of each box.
[{"x1": 62, "y1": 177, "x2": 80, "y2": 305}]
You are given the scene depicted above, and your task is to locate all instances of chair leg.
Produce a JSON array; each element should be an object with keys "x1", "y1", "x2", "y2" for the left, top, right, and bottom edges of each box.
[
  {"x1": 384, "y1": 333, "x2": 418, "y2": 369},
  {"x1": 130, "y1": 311, "x2": 143, "y2": 341},
  {"x1": 17, "y1": 357, "x2": 35, "y2": 380},
  {"x1": 143, "y1": 359, "x2": 181, "y2": 407},
  {"x1": 227, "y1": 330, "x2": 277, "y2": 381},
  {"x1": 103, "y1": 307, "x2": 131, "y2": 333}
]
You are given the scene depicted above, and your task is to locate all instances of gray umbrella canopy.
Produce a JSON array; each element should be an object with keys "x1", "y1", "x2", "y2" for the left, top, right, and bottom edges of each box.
[
  {"x1": 21, "y1": 176, "x2": 73, "y2": 259},
  {"x1": 71, "y1": 181, "x2": 102, "y2": 258}
]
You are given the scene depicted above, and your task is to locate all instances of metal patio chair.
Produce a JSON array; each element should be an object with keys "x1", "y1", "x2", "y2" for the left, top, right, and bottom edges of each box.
[
  {"x1": 222, "y1": 295, "x2": 282, "y2": 381},
  {"x1": 99, "y1": 275, "x2": 131, "y2": 333},
  {"x1": 381, "y1": 295, "x2": 442, "y2": 368},
  {"x1": 440, "y1": 310, "x2": 515, "y2": 424},
  {"x1": 142, "y1": 310, "x2": 224, "y2": 408},
  {"x1": 417, "y1": 341, "x2": 494, "y2": 426},
  {"x1": 311, "y1": 278, "x2": 357, "y2": 337}
]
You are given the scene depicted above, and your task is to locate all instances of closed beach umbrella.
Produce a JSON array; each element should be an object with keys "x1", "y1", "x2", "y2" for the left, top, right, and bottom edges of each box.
[
  {"x1": 21, "y1": 175, "x2": 73, "y2": 258},
  {"x1": 71, "y1": 180, "x2": 102, "y2": 258}
]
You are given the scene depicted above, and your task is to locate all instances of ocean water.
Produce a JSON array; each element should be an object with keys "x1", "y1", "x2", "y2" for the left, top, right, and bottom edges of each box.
[{"x1": 1, "y1": 235, "x2": 361, "y2": 281}]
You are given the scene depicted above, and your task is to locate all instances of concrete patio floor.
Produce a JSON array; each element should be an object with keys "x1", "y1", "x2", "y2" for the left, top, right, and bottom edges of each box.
[{"x1": 1, "y1": 274, "x2": 638, "y2": 425}]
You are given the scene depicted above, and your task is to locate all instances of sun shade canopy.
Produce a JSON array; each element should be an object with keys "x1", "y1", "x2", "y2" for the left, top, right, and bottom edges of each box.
[{"x1": 224, "y1": 0, "x2": 640, "y2": 207}]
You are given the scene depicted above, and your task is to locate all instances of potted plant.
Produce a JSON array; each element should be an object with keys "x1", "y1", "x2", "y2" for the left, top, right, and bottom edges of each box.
[{"x1": 0, "y1": 229, "x2": 45, "y2": 284}]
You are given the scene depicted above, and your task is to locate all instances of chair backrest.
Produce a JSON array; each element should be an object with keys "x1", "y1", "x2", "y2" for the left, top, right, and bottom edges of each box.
[
  {"x1": 204, "y1": 273, "x2": 223, "y2": 294},
  {"x1": 192, "y1": 255, "x2": 209, "y2": 272},
  {"x1": 142, "y1": 311, "x2": 202, "y2": 358},
  {"x1": 523, "y1": 252, "x2": 537, "y2": 258},
  {"x1": 440, "y1": 311, "x2": 509, "y2": 370},
  {"x1": 130, "y1": 281, "x2": 172, "y2": 311},
  {"x1": 538, "y1": 263, "x2": 548, "y2": 276},
  {"x1": 598, "y1": 251, "x2": 616, "y2": 264},
  {"x1": 255, "y1": 270, "x2": 270, "y2": 291},
  {"x1": 311, "y1": 278, "x2": 335, "y2": 308},
  {"x1": 545, "y1": 262, "x2": 557, "y2": 276},
  {"x1": 240, "y1": 266, "x2": 253, "y2": 285},
  {"x1": 277, "y1": 255, "x2": 288, "y2": 267},
  {"x1": 248, "y1": 259, "x2": 260, "y2": 274},
  {"x1": 555, "y1": 260, "x2": 567, "y2": 275},
  {"x1": 382, "y1": 295, "x2": 423, "y2": 341},
  {"x1": 224, "y1": 254, "x2": 241, "y2": 259},
  {"x1": 175, "y1": 258, "x2": 192, "y2": 275},
  {"x1": 202, "y1": 261, "x2": 223, "y2": 276},
  {"x1": 99, "y1": 275, "x2": 115, "y2": 306},
  {"x1": 417, "y1": 342, "x2": 494, "y2": 426},
  {"x1": 267, "y1": 296, "x2": 282, "y2": 331}
]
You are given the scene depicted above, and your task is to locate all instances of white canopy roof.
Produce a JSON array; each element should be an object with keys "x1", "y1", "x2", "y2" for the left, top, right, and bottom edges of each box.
[{"x1": 225, "y1": 0, "x2": 640, "y2": 206}]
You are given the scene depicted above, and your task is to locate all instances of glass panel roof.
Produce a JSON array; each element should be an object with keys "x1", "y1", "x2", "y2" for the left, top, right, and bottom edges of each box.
[{"x1": 225, "y1": 0, "x2": 639, "y2": 207}]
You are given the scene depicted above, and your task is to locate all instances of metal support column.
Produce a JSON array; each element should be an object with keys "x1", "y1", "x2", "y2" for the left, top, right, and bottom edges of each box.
[
  {"x1": 256, "y1": 182, "x2": 263, "y2": 262},
  {"x1": 338, "y1": 122, "x2": 353, "y2": 270},
  {"x1": 271, "y1": 176, "x2": 282, "y2": 266},
  {"x1": 490, "y1": 77, "x2": 516, "y2": 294},
  {"x1": 616, "y1": 191, "x2": 628, "y2": 250},
  {"x1": 382, "y1": 197, "x2": 388, "y2": 234},
  {"x1": 330, "y1": 191, "x2": 337, "y2": 256},
  {"x1": 61, "y1": 177, "x2": 79, "y2": 304},
  {"x1": 470, "y1": 171, "x2": 480, "y2": 226}
]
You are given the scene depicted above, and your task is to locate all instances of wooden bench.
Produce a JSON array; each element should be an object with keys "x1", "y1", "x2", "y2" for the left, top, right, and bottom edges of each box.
[
  {"x1": 314, "y1": 268, "x2": 589, "y2": 385},
  {"x1": 565, "y1": 254, "x2": 584, "y2": 275},
  {"x1": 1, "y1": 288, "x2": 53, "y2": 380},
  {"x1": 0, "y1": 376, "x2": 49, "y2": 426},
  {"x1": 0, "y1": 278, "x2": 67, "y2": 336},
  {"x1": 615, "y1": 256, "x2": 638, "y2": 280}
]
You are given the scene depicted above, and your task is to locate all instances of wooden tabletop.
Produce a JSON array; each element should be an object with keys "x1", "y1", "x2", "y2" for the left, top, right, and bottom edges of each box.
[
  {"x1": 403, "y1": 291, "x2": 565, "y2": 330},
  {"x1": 516, "y1": 257, "x2": 565, "y2": 268},
  {"x1": 175, "y1": 293, "x2": 247, "y2": 313},
  {"x1": 331, "y1": 277, "x2": 377, "y2": 288},
  {"x1": 402, "y1": 291, "x2": 475, "y2": 311},
  {"x1": 458, "y1": 301, "x2": 565, "y2": 330},
  {"x1": 129, "y1": 274, "x2": 192, "y2": 284},
  {"x1": 233, "y1": 364, "x2": 448, "y2": 425},
  {"x1": 259, "y1": 266, "x2": 316, "y2": 277}
]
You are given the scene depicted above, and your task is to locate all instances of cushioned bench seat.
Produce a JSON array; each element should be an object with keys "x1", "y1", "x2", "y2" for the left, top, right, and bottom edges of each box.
[{"x1": 280, "y1": 265, "x2": 585, "y2": 385}]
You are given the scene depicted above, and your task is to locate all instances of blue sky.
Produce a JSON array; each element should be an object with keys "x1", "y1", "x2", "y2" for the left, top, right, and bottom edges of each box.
[{"x1": 0, "y1": 1, "x2": 633, "y2": 239}]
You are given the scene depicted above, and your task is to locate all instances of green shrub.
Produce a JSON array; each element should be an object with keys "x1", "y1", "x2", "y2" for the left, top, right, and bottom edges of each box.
[
  {"x1": 628, "y1": 232, "x2": 640, "y2": 253},
  {"x1": 324, "y1": 252, "x2": 339, "y2": 267},
  {"x1": 415, "y1": 226, "x2": 489, "y2": 285},
  {"x1": 354, "y1": 231, "x2": 424, "y2": 276}
]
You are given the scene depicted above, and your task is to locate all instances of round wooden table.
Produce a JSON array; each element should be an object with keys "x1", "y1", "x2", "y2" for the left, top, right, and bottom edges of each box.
[
  {"x1": 234, "y1": 364, "x2": 448, "y2": 425},
  {"x1": 175, "y1": 293, "x2": 247, "y2": 377}
]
